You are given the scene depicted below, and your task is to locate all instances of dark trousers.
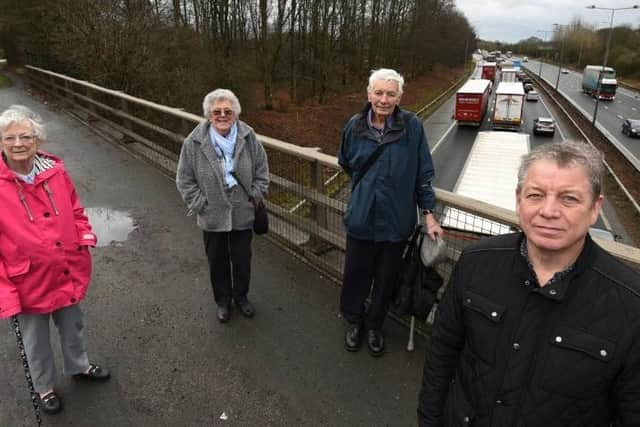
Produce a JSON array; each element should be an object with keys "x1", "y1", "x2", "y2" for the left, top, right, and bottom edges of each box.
[
  {"x1": 203, "y1": 229, "x2": 253, "y2": 306},
  {"x1": 340, "y1": 235, "x2": 405, "y2": 331}
]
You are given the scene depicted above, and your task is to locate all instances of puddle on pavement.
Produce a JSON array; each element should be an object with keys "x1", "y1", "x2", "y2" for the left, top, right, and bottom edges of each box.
[{"x1": 85, "y1": 208, "x2": 137, "y2": 247}]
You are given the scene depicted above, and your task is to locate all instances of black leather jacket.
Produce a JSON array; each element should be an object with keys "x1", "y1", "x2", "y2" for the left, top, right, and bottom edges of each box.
[{"x1": 418, "y1": 233, "x2": 640, "y2": 427}]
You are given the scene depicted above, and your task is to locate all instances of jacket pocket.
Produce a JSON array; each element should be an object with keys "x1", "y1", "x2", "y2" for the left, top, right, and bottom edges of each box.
[
  {"x1": 462, "y1": 289, "x2": 506, "y2": 366},
  {"x1": 541, "y1": 325, "x2": 615, "y2": 398},
  {"x1": 444, "y1": 376, "x2": 475, "y2": 426}
]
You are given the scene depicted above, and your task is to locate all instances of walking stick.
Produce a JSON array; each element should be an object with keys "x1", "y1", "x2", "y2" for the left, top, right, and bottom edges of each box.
[
  {"x1": 406, "y1": 315, "x2": 416, "y2": 352},
  {"x1": 10, "y1": 316, "x2": 43, "y2": 427}
]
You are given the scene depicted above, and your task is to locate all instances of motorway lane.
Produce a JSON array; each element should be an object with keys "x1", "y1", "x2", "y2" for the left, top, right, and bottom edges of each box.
[
  {"x1": 427, "y1": 74, "x2": 561, "y2": 192},
  {"x1": 524, "y1": 59, "x2": 640, "y2": 169}
]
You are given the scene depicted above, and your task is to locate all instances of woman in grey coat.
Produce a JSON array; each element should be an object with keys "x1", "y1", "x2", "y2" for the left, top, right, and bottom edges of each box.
[{"x1": 176, "y1": 89, "x2": 269, "y2": 323}]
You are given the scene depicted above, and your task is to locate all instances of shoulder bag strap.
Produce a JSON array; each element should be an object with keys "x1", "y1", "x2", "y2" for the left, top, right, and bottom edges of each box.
[{"x1": 351, "y1": 143, "x2": 388, "y2": 189}]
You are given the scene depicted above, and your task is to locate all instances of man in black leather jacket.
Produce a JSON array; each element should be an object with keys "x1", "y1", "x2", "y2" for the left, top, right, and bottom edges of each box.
[{"x1": 418, "y1": 141, "x2": 640, "y2": 426}]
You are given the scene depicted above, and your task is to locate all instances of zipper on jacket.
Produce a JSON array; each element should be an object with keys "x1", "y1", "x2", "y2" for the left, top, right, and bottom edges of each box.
[
  {"x1": 14, "y1": 179, "x2": 34, "y2": 222},
  {"x1": 43, "y1": 181, "x2": 60, "y2": 216}
]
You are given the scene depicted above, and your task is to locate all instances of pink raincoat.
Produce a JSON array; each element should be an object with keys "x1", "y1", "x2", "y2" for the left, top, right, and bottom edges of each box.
[{"x1": 0, "y1": 151, "x2": 96, "y2": 318}]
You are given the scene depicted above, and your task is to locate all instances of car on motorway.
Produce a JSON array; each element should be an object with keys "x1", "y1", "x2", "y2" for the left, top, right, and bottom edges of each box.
[
  {"x1": 523, "y1": 83, "x2": 534, "y2": 93},
  {"x1": 560, "y1": 68, "x2": 570, "y2": 74},
  {"x1": 621, "y1": 118, "x2": 640, "y2": 137},
  {"x1": 523, "y1": 56, "x2": 528, "y2": 62},
  {"x1": 533, "y1": 117, "x2": 555, "y2": 136},
  {"x1": 526, "y1": 90, "x2": 539, "y2": 102}
]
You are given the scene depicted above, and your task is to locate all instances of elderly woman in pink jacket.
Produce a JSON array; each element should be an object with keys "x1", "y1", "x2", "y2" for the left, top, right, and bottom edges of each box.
[{"x1": 0, "y1": 105, "x2": 110, "y2": 416}]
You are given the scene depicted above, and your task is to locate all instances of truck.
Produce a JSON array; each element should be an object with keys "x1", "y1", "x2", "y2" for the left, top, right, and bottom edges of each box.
[
  {"x1": 440, "y1": 131, "x2": 530, "y2": 235},
  {"x1": 454, "y1": 79, "x2": 492, "y2": 127},
  {"x1": 492, "y1": 82, "x2": 525, "y2": 131},
  {"x1": 500, "y1": 68, "x2": 517, "y2": 82},
  {"x1": 481, "y1": 62, "x2": 497, "y2": 81},
  {"x1": 582, "y1": 65, "x2": 617, "y2": 100},
  {"x1": 511, "y1": 59, "x2": 521, "y2": 70}
]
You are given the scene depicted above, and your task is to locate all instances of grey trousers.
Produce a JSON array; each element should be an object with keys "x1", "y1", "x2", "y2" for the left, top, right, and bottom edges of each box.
[{"x1": 17, "y1": 304, "x2": 90, "y2": 394}]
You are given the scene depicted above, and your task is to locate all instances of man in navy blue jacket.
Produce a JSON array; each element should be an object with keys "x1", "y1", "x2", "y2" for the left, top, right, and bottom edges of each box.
[{"x1": 338, "y1": 68, "x2": 442, "y2": 357}]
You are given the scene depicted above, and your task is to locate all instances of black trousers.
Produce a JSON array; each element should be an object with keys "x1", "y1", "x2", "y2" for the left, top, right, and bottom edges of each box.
[
  {"x1": 203, "y1": 229, "x2": 253, "y2": 306},
  {"x1": 340, "y1": 235, "x2": 405, "y2": 331}
]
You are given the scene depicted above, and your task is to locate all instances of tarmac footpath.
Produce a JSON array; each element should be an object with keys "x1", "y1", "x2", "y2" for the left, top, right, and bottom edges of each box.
[{"x1": 0, "y1": 80, "x2": 428, "y2": 426}]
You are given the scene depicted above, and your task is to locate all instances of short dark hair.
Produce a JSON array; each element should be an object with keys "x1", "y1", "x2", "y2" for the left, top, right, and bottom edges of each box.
[{"x1": 517, "y1": 140, "x2": 604, "y2": 201}]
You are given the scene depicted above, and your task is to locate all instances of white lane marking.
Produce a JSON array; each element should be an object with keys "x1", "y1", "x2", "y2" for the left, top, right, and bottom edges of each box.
[
  {"x1": 617, "y1": 115, "x2": 624, "y2": 120},
  {"x1": 604, "y1": 106, "x2": 608, "y2": 110},
  {"x1": 431, "y1": 121, "x2": 456, "y2": 155},
  {"x1": 633, "y1": 107, "x2": 637, "y2": 111}
]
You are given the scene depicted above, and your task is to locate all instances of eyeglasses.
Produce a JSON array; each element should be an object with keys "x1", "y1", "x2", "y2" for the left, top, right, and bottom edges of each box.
[
  {"x1": 2, "y1": 135, "x2": 36, "y2": 144},
  {"x1": 211, "y1": 109, "x2": 234, "y2": 117}
]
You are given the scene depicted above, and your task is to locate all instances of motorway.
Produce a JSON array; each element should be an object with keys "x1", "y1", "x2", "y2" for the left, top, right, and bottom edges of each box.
[
  {"x1": 425, "y1": 61, "x2": 564, "y2": 192},
  {"x1": 524, "y1": 59, "x2": 640, "y2": 171},
  {"x1": 422, "y1": 60, "x2": 628, "y2": 241}
]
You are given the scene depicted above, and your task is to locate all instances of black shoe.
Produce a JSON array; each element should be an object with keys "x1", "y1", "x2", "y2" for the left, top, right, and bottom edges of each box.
[
  {"x1": 217, "y1": 305, "x2": 231, "y2": 323},
  {"x1": 367, "y1": 330, "x2": 385, "y2": 357},
  {"x1": 72, "y1": 363, "x2": 111, "y2": 381},
  {"x1": 39, "y1": 391, "x2": 63, "y2": 415},
  {"x1": 235, "y1": 299, "x2": 255, "y2": 318},
  {"x1": 344, "y1": 323, "x2": 363, "y2": 352}
]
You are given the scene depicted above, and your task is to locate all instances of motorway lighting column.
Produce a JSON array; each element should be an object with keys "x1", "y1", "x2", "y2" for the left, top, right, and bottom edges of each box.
[{"x1": 586, "y1": 4, "x2": 639, "y2": 128}]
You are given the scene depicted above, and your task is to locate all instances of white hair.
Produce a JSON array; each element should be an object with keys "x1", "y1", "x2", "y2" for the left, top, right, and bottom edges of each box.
[
  {"x1": 202, "y1": 89, "x2": 242, "y2": 118},
  {"x1": 0, "y1": 105, "x2": 46, "y2": 140},
  {"x1": 367, "y1": 68, "x2": 405, "y2": 94}
]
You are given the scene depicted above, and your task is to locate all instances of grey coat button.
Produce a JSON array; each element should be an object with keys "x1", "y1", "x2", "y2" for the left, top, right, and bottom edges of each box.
[
  {"x1": 549, "y1": 289, "x2": 558, "y2": 295},
  {"x1": 513, "y1": 342, "x2": 520, "y2": 350},
  {"x1": 555, "y1": 336, "x2": 563, "y2": 343},
  {"x1": 524, "y1": 280, "x2": 530, "y2": 286},
  {"x1": 600, "y1": 349, "x2": 607, "y2": 357}
]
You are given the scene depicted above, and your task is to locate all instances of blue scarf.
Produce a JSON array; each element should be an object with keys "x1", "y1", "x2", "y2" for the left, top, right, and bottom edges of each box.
[{"x1": 209, "y1": 122, "x2": 239, "y2": 188}]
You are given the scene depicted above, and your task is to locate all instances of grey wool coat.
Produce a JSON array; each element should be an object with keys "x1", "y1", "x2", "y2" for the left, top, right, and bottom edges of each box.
[{"x1": 176, "y1": 119, "x2": 269, "y2": 232}]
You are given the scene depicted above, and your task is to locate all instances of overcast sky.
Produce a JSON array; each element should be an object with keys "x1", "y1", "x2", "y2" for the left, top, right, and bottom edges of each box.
[{"x1": 455, "y1": 0, "x2": 640, "y2": 43}]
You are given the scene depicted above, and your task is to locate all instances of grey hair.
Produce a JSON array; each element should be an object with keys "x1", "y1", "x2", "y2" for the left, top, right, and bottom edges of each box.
[
  {"x1": 517, "y1": 140, "x2": 605, "y2": 201},
  {"x1": 367, "y1": 68, "x2": 405, "y2": 94},
  {"x1": 202, "y1": 89, "x2": 242, "y2": 118},
  {"x1": 0, "y1": 105, "x2": 46, "y2": 141}
]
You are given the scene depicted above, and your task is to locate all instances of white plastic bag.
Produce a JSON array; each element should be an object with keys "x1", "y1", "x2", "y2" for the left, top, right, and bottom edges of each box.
[{"x1": 419, "y1": 233, "x2": 447, "y2": 267}]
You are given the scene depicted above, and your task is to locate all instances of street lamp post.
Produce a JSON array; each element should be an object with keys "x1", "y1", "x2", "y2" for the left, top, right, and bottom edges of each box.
[
  {"x1": 586, "y1": 4, "x2": 640, "y2": 128},
  {"x1": 554, "y1": 24, "x2": 566, "y2": 91},
  {"x1": 536, "y1": 29, "x2": 554, "y2": 77}
]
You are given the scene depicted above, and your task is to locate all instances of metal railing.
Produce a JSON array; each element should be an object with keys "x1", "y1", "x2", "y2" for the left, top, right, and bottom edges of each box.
[{"x1": 24, "y1": 65, "x2": 640, "y2": 281}]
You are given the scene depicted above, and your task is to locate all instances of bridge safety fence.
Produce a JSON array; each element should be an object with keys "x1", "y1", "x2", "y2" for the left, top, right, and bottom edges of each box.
[{"x1": 23, "y1": 65, "x2": 640, "y2": 308}]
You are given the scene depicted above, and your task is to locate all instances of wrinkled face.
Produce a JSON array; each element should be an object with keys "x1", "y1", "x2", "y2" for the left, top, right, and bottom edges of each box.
[
  {"x1": 367, "y1": 79, "x2": 401, "y2": 121},
  {"x1": 516, "y1": 159, "x2": 602, "y2": 259},
  {"x1": 1, "y1": 121, "x2": 40, "y2": 167},
  {"x1": 208, "y1": 100, "x2": 236, "y2": 136}
]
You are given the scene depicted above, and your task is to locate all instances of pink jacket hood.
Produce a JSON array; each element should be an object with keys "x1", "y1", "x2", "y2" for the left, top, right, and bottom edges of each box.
[{"x1": 0, "y1": 151, "x2": 96, "y2": 318}]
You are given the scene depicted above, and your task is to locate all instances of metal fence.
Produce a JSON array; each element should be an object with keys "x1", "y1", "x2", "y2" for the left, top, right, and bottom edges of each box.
[{"x1": 24, "y1": 65, "x2": 640, "y2": 288}]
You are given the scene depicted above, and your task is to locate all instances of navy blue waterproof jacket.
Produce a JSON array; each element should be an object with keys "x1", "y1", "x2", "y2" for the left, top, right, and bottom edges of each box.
[{"x1": 338, "y1": 104, "x2": 436, "y2": 242}]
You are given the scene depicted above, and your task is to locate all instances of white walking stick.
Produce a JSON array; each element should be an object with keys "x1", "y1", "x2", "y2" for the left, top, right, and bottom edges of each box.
[
  {"x1": 11, "y1": 316, "x2": 42, "y2": 426},
  {"x1": 407, "y1": 315, "x2": 416, "y2": 352}
]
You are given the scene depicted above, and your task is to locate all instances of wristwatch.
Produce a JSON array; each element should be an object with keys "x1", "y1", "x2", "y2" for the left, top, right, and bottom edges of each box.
[{"x1": 422, "y1": 209, "x2": 434, "y2": 216}]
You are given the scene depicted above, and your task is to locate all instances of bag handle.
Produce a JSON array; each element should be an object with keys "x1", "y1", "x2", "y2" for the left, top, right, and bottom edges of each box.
[{"x1": 230, "y1": 171, "x2": 258, "y2": 204}]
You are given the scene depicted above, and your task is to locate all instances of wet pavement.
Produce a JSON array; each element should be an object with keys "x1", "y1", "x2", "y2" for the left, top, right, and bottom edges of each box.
[{"x1": 0, "y1": 78, "x2": 428, "y2": 426}]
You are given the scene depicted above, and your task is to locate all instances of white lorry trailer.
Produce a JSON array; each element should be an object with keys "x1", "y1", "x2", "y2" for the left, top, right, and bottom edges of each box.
[
  {"x1": 441, "y1": 131, "x2": 530, "y2": 235},
  {"x1": 492, "y1": 82, "x2": 525, "y2": 131}
]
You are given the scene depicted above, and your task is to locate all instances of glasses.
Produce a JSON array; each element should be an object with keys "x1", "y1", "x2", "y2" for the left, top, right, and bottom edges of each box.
[
  {"x1": 211, "y1": 109, "x2": 234, "y2": 117},
  {"x1": 2, "y1": 135, "x2": 36, "y2": 144}
]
